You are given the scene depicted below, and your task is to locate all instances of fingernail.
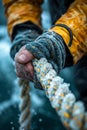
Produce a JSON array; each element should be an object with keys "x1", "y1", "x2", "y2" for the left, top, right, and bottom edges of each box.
[{"x1": 19, "y1": 54, "x2": 26, "y2": 61}]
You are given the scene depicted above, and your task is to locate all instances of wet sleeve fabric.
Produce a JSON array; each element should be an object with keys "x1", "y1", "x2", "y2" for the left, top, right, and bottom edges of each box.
[
  {"x1": 3, "y1": 0, "x2": 43, "y2": 37},
  {"x1": 50, "y1": 0, "x2": 87, "y2": 64}
]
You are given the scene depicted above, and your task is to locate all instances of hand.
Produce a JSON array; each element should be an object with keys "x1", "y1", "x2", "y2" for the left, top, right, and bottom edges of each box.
[{"x1": 14, "y1": 46, "x2": 34, "y2": 81}]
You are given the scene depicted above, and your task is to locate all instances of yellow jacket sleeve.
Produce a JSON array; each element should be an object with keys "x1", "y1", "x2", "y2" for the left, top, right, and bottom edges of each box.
[
  {"x1": 3, "y1": 0, "x2": 43, "y2": 37},
  {"x1": 50, "y1": 0, "x2": 87, "y2": 64}
]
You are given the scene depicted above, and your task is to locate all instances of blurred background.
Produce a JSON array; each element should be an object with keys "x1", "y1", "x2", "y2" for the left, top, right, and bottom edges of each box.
[{"x1": 0, "y1": 0, "x2": 87, "y2": 130}]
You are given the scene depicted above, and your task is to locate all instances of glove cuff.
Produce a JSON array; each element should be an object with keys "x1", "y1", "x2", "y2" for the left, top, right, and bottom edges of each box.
[{"x1": 10, "y1": 21, "x2": 43, "y2": 59}]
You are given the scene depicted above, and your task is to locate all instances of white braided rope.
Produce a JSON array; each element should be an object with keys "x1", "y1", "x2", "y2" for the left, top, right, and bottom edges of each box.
[{"x1": 33, "y1": 58, "x2": 87, "y2": 130}]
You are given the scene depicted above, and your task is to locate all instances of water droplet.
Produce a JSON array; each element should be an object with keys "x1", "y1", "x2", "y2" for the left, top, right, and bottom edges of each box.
[
  {"x1": 11, "y1": 127, "x2": 14, "y2": 130},
  {"x1": 10, "y1": 122, "x2": 13, "y2": 124},
  {"x1": 39, "y1": 118, "x2": 43, "y2": 122}
]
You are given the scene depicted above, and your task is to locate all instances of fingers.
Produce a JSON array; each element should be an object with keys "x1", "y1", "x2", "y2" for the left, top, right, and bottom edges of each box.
[
  {"x1": 15, "y1": 62, "x2": 34, "y2": 81},
  {"x1": 14, "y1": 46, "x2": 34, "y2": 81},
  {"x1": 24, "y1": 62, "x2": 34, "y2": 78},
  {"x1": 15, "y1": 46, "x2": 34, "y2": 64},
  {"x1": 15, "y1": 62, "x2": 24, "y2": 77}
]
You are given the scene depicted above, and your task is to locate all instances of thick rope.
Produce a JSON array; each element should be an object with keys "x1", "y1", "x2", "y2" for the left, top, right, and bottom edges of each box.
[
  {"x1": 33, "y1": 58, "x2": 87, "y2": 130},
  {"x1": 18, "y1": 79, "x2": 31, "y2": 130},
  {"x1": 26, "y1": 31, "x2": 66, "y2": 74},
  {"x1": 10, "y1": 29, "x2": 40, "y2": 59}
]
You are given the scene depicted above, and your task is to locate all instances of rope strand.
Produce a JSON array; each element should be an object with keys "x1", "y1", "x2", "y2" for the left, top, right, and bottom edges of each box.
[
  {"x1": 18, "y1": 79, "x2": 31, "y2": 130},
  {"x1": 33, "y1": 58, "x2": 87, "y2": 130}
]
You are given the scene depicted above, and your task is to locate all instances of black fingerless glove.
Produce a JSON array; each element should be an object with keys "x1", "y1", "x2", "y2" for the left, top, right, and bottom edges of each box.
[{"x1": 10, "y1": 21, "x2": 42, "y2": 59}]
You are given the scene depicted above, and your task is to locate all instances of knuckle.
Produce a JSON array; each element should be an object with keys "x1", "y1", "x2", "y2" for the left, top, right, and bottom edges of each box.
[{"x1": 14, "y1": 53, "x2": 19, "y2": 60}]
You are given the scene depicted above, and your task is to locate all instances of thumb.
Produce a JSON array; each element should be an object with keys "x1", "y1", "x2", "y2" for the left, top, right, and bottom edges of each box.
[{"x1": 15, "y1": 49, "x2": 34, "y2": 64}]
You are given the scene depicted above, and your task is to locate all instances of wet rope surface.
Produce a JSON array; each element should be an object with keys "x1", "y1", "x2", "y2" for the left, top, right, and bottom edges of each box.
[
  {"x1": 33, "y1": 58, "x2": 87, "y2": 130},
  {"x1": 18, "y1": 79, "x2": 31, "y2": 130}
]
